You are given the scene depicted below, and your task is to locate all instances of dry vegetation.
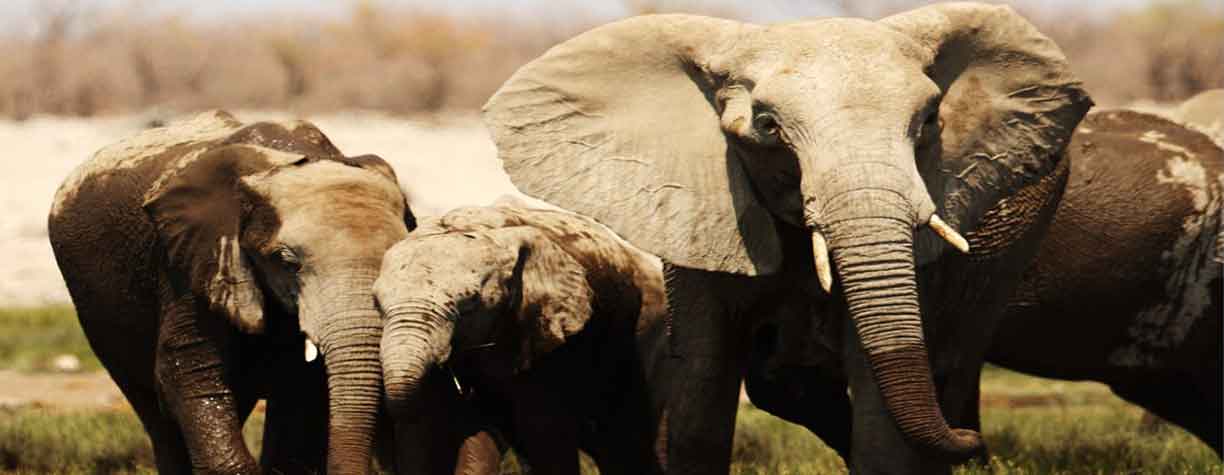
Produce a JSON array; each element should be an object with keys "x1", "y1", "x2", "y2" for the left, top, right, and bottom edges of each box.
[{"x1": 0, "y1": 0, "x2": 1219, "y2": 120}]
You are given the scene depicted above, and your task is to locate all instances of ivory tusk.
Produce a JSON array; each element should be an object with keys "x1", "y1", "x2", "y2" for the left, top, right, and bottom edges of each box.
[
  {"x1": 929, "y1": 214, "x2": 970, "y2": 253},
  {"x1": 812, "y1": 231, "x2": 833, "y2": 293},
  {"x1": 304, "y1": 339, "x2": 319, "y2": 363}
]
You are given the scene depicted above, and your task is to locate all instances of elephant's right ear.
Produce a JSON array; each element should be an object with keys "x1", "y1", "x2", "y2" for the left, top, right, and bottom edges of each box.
[
  {"x1": 509, "y1": 232, "x2": 594, "y2": 371},
  {"x1": 483, "y1": 14, "x2": 783, "y2": 276},
  {"x1": 143, "y1": 145, "x2": 287, "y2": 334}
]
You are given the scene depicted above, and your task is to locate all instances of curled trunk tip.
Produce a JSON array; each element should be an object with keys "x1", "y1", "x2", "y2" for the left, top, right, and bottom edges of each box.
[{"x1": 827, "y1": 216, "x2": 982, "y2": 461}]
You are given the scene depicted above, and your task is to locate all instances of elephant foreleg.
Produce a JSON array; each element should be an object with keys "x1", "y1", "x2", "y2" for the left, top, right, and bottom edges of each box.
[
  {"x1": 155, "y1": 293, "x2": 259, "y2": 474},
  {"x1": 743, "y1": 361, "x2": 852, "y2": 459},
  {"x1": 260, "y1": 360, "x2": 328, "y2": 474},
  {"x1": 658, "y1": 266, "x2": 751, "y2": 475},
  {"x1": 508, "y1": 380, "x2": 579, "y2": 475}
]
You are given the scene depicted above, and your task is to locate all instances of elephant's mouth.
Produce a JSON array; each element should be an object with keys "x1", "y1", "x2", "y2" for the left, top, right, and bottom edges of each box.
[{"x1": 808, "y1": 214, "x2": 968, "y2": 293}]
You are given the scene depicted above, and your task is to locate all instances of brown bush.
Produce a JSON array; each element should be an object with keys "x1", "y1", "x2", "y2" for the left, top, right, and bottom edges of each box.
[{"x1": 0, "y1": 0, "x2": 1218, "y2": 119}]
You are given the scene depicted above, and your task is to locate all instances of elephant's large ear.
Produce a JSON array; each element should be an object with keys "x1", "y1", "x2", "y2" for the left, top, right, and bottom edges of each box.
[
  {"x1": 483, "y1": 15, "x2": 783, "y2": 275},
  {"x1": 143, "y1": 144, "x2": 301, "y2": 333},
  {"x1": 883, "y1": 3, "x2": 1092, "y2": 235},
  {"x1": 509, "y1": 232, "x2": 594, "y2": 370}
]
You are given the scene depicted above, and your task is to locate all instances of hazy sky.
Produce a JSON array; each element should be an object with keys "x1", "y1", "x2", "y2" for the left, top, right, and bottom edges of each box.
[{"x1": 0, "y1": 0, "x2": 1160, "y2": 36}]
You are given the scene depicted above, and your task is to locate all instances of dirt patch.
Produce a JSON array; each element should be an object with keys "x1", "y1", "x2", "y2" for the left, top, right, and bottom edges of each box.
[{"x1": 0, "y1": 370, "x2": 125, "y2": 411}]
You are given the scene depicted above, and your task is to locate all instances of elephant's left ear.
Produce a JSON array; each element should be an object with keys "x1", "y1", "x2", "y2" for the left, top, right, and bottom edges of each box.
[
  {"x1": 509, "y1": 232, "x2": 593, "y2": 371},
  {"x1": 143, "y1": 144, "x2": 299, "y2": 334},
  {"x1": 884, "y1": 3, "x2": 1092, "y2": 236}
]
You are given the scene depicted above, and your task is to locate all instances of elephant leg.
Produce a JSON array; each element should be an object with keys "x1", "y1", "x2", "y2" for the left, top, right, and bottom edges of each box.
[
  {"x1": 1110, "y1": 376, "x2": 1222, "y2": 456},
  {"x1": 260, "y1": 361, "x2": 328, "y2": 474},
  {"x1": 743, "y1": 361, "x2": 852, "y2": 459},
  {"x1": 658, "y1": 266, "x2": 751, "y2": 475},
  {"x1": 155, "y1": 295, "x2": 259, "y2": 474},
  {"x1": 453, "y1": 428, "x2": 503, "y2": 475},
  {"x1": 122, "y1": 379, "x2": 192, "y2": 474},
  {"x1": 508, "y1": 378, "x2": 579, "y2": 475}
]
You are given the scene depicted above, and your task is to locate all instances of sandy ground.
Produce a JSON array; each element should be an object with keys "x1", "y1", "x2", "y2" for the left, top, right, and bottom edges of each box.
[
  {"x1": 0, "y1": 369, "x2": 125, "y2": 410},
  {"x1": 1, "y1": 110, "x2": 520, "y2": 307}
]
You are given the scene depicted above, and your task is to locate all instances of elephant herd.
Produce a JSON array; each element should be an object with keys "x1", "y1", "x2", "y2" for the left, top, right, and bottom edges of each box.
[{"x1": 46, "y1": 3, "x2": 1221, "y2": 474}]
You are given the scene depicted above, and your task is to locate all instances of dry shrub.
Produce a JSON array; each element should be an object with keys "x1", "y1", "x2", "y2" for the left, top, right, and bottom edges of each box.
[
  {"x1": 0, "y1": 0, "x2": 1218, "y2": 118},
  {"x1": 1024, "y1": 0, "x2": 1224, "y2": 106}
]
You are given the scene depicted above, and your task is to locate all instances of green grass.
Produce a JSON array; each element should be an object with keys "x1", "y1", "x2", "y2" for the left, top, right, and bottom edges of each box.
[
  {"x1": 0, "y1": 407, "x2": 264, "y2": 474},
  {"x1": 0, "y1": 307, "x2": 1218, "y2": 473},
  {"x1": 0, "y1": 306, "x2": 100, "y2": 372},
  {"x1": 727, "y1": 367, "x2": 1221, "y2": 474}
]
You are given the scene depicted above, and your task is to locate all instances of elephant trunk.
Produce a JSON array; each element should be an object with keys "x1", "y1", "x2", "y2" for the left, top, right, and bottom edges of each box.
[
  {"x1": 379, "y1": 297, "x2": 458, "y2": 471},
  {"x1": 311, "y1": 270, "x2": 385, "y2": 474},
  {"x1": 806, "y1": 162, "x2": 981, "y2": 461}
]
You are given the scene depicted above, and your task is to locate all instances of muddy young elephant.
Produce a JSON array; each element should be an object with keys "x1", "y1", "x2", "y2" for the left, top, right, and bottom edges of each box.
[
  {"x1": 482, "y1": 3, "x2": 1090, "y2": 473},
  {"x1": 374, "y1": 205, "x2": 668, "y2": 474},
  {"x1": 987, "y1": 109, "x2": 1223, "y2": 454},
  {"x1": 48, "y1": 111, "x2": 413, "y2": 474}
]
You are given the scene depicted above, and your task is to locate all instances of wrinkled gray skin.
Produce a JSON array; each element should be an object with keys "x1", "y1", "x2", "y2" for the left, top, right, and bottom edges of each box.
[
  {"x1": 752, "y1": 109, "x2": 1224, "y2": 465},
  {"x1": 48, "y1": 111, "x2": 412, "y2": 474},
  {"x1": 483, "y1": 3, "x2": 1089, "y2": 473},
  {"x1": 376, "y1": 205, "x2": 669, "y2": 475},
  {"x1": 1175, "y1": 89, "x2": 1224, "y2": 146}
]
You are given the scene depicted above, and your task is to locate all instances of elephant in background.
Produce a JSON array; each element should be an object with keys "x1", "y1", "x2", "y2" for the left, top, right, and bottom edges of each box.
[
  {"x1": 1175, "y1": 89, "x2": 1223, "y2": 145},
  {"x1": 987, "y1": 109, "x2": 1223, "y2": 454},
  {"x1": 48, "y1": 111, "x2": 413, "y2": 473},
  {"x1": 375, "y1": 205, "x2": 669, "y2": 474},
  {"x1": 482, "y1": 3, "x2": 1091, "y2": 473}
]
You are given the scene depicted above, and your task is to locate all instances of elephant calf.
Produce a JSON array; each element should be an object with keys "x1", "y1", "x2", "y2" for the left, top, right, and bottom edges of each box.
[
  {"x1": 375, "y1": 205, "x2": 668, "y2": 474},
  {"x1": 49, "y1": 111, "x2": 413, "y2": 473}
]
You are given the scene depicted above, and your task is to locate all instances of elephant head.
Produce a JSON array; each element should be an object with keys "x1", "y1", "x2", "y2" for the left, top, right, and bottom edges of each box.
[
  {"x1": 142, "y1": 118, "x2": 412, "y2": 473},
  {"x1": 375, "y1": 206, "x2": 661, "y2": 471},
  {"x1": 483, "y1": 3, "x2": 1090, "y2": 459}
]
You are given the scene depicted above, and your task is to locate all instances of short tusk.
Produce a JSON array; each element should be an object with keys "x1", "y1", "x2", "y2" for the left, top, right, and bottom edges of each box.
[
  {"x1": 929, "y1": 214, "x2": 970, "y2": 253},
  {"x1": 304, "y1": 339, "x2": 319, "y2": 363},
  {"x1": 812, "y1": 231, "x2": 833, "y2": 293}
]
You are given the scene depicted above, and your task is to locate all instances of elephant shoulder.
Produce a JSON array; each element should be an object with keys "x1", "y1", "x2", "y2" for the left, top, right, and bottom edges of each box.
[{"x1": 50, "y1": 110, "x2": 243, "y2": 219}]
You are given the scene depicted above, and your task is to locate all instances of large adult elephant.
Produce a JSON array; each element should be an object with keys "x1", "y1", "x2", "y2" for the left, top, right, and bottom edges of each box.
[
  {"x1": 743, "y1": 109, "x2": 1224, "y2": 467},
  {"x1": 48, "y1": 111, "x2": 413, "y2": 474},
  {"x1": 482, "y1": 3, "x2": 1090, "y2": 473},
  {"x1": 987, "y1": 109, "x2": 1223, "y2": 453}
]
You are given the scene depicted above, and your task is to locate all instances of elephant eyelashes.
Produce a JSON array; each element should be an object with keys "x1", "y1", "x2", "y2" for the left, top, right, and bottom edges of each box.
[
  {"x1": 273, "y1": 247, "x2": 302, "y2": 272},
  {"x1": 915, "y1": 111, "x2": 941, "y2": 145},
  {"x1": 754, "y1": 113, "x2": 780, "y2": 136}
]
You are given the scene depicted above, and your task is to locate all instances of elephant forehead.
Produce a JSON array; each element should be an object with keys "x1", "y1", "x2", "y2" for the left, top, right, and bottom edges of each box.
[
  {"x1": 248, "y1": 160, "x2": 404, "y2": 214},
  {"x1": 753, "y1": 18, "x2": 918, "y2": 68},
  {"x1": 383, "y1": 233, "x2": 513, "y2": 278},
  {"x1": 245, "y1": 160, "x2": 407, "y2": 252}
]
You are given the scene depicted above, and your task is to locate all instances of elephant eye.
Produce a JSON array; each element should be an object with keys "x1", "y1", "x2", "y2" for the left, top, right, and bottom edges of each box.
[
  {"x1": 916, "y1": 110, "x2": 941, "y2": 144},
  {"x1": 274, "y1": 247, "x2": 302, "y2": 272},
  {"x1": 754, "y1": 113, "x2": 780, "y2": 137}
]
